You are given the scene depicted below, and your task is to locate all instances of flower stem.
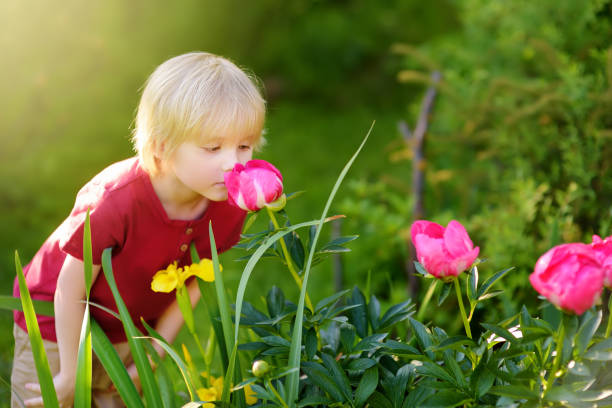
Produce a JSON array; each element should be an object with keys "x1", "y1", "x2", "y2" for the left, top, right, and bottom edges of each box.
[
  {"x1": 454, "y1": 278, "x2": 472, "y2": 339},
  {"x1": 266, "y1": 208, "x2": 314, "y2": 311},
  {"x1": 417, "y1": 279, "x2": 438, "y2": 321},
  {"x1": 545, "y1": 314, "x2": 566, "y2": 394},
  {"x1": 606, "y1": 294, "x2": 612, "y2": 338}
]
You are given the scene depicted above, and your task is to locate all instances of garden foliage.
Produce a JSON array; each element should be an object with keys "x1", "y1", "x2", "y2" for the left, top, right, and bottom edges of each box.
[{"x1": 340, "y1": 0, "x2": 612, "y2": 314}]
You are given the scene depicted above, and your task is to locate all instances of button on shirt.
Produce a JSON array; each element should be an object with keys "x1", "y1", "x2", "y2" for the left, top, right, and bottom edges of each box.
[{"x1": 14, "y1": 157, "x2": 246, "y2": 343}]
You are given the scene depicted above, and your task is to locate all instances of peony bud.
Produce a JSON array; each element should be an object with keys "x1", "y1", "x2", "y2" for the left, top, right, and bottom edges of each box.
[
  {"x1": 252, "y1": 360, "x2": 270, "y2": 378},
  {"x1": 591, "y1": 235, "x2": 612, "y2": 288},
  {"x1": 410, "y1": 220, "x2": 480, "y2": 281},
  {"x1": 224, "y1": 160, "x2": 284, "y2": 212},
  {"x1": 529, "y1": 243, "x2": 604, "y2": 315}
]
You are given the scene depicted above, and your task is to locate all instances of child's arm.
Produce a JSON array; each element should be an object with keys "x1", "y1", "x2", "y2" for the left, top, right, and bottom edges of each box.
[{"x1": 24, "y1": 255, "x2": 101, "y2": 407}]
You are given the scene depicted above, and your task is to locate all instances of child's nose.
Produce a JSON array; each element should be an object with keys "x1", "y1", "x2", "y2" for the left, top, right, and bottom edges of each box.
[{"x1": 221, "y1": 150, "x2": 239, "y2": 172}]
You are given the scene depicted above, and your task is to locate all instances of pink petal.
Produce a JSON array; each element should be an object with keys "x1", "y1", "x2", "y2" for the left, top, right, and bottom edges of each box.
[
  {"x1": 443, "y1": 220, "x2": 475, "y2": 258},
  {"x1": 245, "y1": 160, "x2": 283, "y2": 182},
  {"x1": 413, "y1": 233, "x2": 448, "y2": 278}
]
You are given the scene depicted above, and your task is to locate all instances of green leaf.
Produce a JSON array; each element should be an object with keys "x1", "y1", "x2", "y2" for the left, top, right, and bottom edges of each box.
[
  {"x1": 285, "y1": 228, "x2": 305, "y2": 270},
  {"x1": 413, "y1": 261, "x2": 428, "y2": 276},
  {"x1": 74, "y1": 305, "x2": 92, "y2": 408},
  {"x1": 489, "y1": 385, "x2": 539, "y2": 400},
  {"x1": 0, "y1": 295, "x2": 55, "y2": 316},
  {"x1": 145, "y1": 336, "x2": 199, "y2": 401},
  {"x1": 75, "y1": 210, "x2": 93, "y2": 408},
  {"x1": 422, "y1": 390, "x2": 472, "y2": 408},
  {"x1": 545, "y1": 385, "x2": 612, "y2": 404},
  {"x1": 368, "y1": 295, "x2": 381, "y2": 332},
  {"x1": 379, "y1": 300, "x2": 415, "y2": 331},
  {"x1": 409, "y1": 317, "x2": 433, "y2": 353},
  {"x1": 387, "y1": 364, "x2": 413, "y2": 408},
  {"x1": 91, "y1": 321, "x2": 144, "y2": 407},
  {"x1": 437, "y1": 282, "x2": 452, "y2": 306},
  {"x1": 467, "y1": 266, "x2": 478, "y2": 303},
  {"x1": 416, "y1": 362, "x2": 457, "y2": 386},
  {"x1": 320, "y1": 235, "x2": 359, "y2": 249},
  {"x1": 320, "y1": 352, "x2": 352, "y2": 401},
  {"x1": 583, "y1": 349, "x2": 612, "y2": 361},
  {"x1": 353, "y1": 333, "x2": 388, "y2": 352},
  {"x1": 14, "y1": 251, "x2": 59, "y2": 408},
  {"x1": 340, "y1": 323, "x2": 356, "y2": 353},
  {"x1": 208, "y1": 223, "x2": 245, "y2": 406},
  {"x1": 574, "y1": 309, "x2": 602, "y2": 356},
  {"x1": 442, "y1": 351, "x2": 467, "y2": 389},
  {"x1": 305, "y1": 327, "x2": 318, "y2": 360},
  {"x1": 481, "y1": 323, "x2": 518, "y2": 343},
  {"x1": 261, "y1": 335, "x2": 291, "y2": 348},
  {"x1": 101, "y1": 248, "x2": 162, "y2": 408},
  {"x1": 368, "y1": 391, "x2": 393, "y2": 408},
  {"x1": 301, "y1": 362, "x2": 345, "y2": 402},
  {"x1": 348, "y1": 358, "x2": 377, "y2": 371},
  {"x1": 355, "y1": 366, "x2": 379, "y2": 407},
  {"x1": 476, "y1": 267, "x2": 514, "y2": 299},
  {"x1": 348, "y1": 286, "x2": 368, "y2": 339},
  {"x1": 432, "y1": 335, "x2": 476, "y2": 352},
  {"x1": 315, "y1": 289, "x2": 351, "y2": 313},
  {"x1": 266, "y1": 286, "x2": 286, "y2": 318}
]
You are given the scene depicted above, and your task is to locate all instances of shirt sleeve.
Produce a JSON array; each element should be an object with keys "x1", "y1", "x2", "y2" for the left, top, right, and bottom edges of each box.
[{"x1": 59, "y1": 184, "x2": 126, "y2": 264}]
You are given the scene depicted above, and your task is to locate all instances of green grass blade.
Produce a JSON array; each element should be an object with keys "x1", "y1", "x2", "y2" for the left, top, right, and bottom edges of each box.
[
  {"x1": 190, "y1": 243, "x2": 229, "y2": 369},
  {"x1": 0, "y1": 295, "x2": 54, "y2": 316},
  {"x1": 140, "y1": 319, "x2": 180, "y2": 408},
  {"x1": 91, "y1": 320, "x2": 144, "y2": 408},
  {"x1": 14, "y1": 251, "x2": 60, "y2": 408},
  {"x1": 144, "y1": 336, "x2": 198, "y2": 401},
  {"x1": 286, "y1": 123, "x2": 373, "y2": 405},
  {"x1": 101, "y1": 248, "x2": 162, "y2": 408},
  {"x1": 208, "y1": 223, "x2": 245, "y2": 406},
  {"x1": 74, "y1": 305, "x2": 92, "y2": 407},
  {"x1": 83, "y1": 210, "x2": 93, "y2": 298},
  {"x1": 74, "y1": 210, "x2": 93, "y2": 407}
]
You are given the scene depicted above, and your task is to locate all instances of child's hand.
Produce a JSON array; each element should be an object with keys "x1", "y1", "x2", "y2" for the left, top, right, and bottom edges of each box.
[{"x1": 23, "y1": 372, "x2": 74, "y2": 407}]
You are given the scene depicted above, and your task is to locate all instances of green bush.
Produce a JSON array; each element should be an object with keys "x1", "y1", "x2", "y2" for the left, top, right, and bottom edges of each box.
[{"x1": 341, "y1": 0, "x2": 612, "y2": 316}]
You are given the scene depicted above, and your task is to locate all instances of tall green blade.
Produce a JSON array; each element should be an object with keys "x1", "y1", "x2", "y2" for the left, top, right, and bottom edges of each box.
[
  {"x1": 190, "y1": 244, "x2": 229, "y2": 369},
  {"x1": 286, "y1": 124, "x2": 373, "y2": 405},
  {"x1": 101, "y1": 248, "x2": 162, "y2": 408},
  {"x1": 15, "y1": 251, "x2": 60, "y2": 408},
  {"x1": 0, "y1": 295, "x2": 54, "y2": 316},
  {"x1": 91, "y1": 321, "x2": 144, "y2": 408},
  {"x1": 75, "y1": 210, "x2": 93, "y2": 407},
  {"x1": 208, "y1": 223, "x2": 245, "y2": 407}
]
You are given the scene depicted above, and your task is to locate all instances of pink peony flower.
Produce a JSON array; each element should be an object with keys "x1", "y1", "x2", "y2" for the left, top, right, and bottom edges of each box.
[
  {"x1": 591, "y1": 235, "x2": 612, "y2": 288},
  {"x1": 224, "y1": 160, "x2": 284, "y2": 212},
  {"x1": 410, "y1": 220, "x2": 480, "y2": 280},
  {"x1": 529, "y1": 243, "x2": 604, "y2": 315}
]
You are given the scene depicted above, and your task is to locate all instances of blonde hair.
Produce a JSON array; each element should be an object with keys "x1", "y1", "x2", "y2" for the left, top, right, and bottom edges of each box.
[{"x1": 132, "y1": 52, "x2": 266, "y2": 175}]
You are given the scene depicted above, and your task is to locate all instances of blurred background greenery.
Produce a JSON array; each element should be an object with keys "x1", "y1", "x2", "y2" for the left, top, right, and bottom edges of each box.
[{"x1": 1, "y1": 0, "x2": 611, "y2": 403}]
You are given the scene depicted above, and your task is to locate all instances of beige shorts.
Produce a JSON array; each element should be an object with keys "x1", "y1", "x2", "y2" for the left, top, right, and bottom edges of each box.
[{"x1": 11, "y1": 324, "x2": 133, "y2": 408}]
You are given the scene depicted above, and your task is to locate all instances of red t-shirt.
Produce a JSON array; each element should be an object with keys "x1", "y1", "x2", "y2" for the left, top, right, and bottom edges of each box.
[{"x1": 13, "y1": 157, "x2": 246, "y2": 343}]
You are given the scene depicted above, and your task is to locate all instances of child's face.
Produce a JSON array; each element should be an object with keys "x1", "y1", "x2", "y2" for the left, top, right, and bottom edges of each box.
[{"x1": 169, "y1": 134, "x2": 255, "y2": 202}]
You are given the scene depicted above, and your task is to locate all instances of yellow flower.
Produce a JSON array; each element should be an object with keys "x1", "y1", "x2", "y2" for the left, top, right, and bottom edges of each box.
[
  {"x1": 151, "y1": 259, "x2": 221, "y2": 293},
  {"x1": 150, "y1": 262, "x2": 180, "y2": 292},
  {"x1": 182, "y1": 259, "x2": 219, "y2": 285},
  {"x1": 244, "y1": 384, "x2": 257, "y2": 405},
  {"x1": 196, "y1": 386, "x2": 218, "y2": 407}
]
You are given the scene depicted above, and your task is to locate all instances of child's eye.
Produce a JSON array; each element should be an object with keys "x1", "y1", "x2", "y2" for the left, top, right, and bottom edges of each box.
[
  {"x1": 239, "y1": 145, "x2": 251, "y2": 151},
  {"x1": 204, "y1": 146, "x2": 220, "y2": 152}
]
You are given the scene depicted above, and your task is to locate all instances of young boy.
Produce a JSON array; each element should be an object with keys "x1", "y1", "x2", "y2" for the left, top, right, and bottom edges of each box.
[{"x1": 11, "y1": 52, "x2": 266, "y2": 407}]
